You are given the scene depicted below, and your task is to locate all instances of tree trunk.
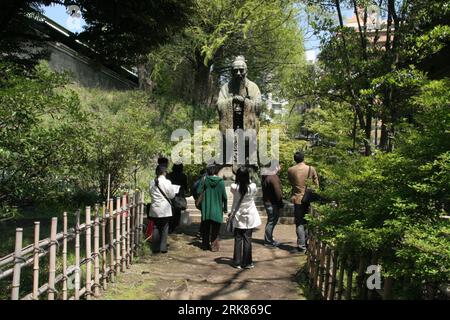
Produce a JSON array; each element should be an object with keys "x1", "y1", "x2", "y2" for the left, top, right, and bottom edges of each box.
[
  {"x1": 137, "y1": 56, "x2": 154, "y2": 93},
  {"x1": 192, "y1": 59, "x2": 213, "y2": 106},
  {"x1": 379, "y1": 120, "x2": 389, "y2": 150},
  {"x1": 364, "y1": 107, "x2": 372, "y2": 155}
]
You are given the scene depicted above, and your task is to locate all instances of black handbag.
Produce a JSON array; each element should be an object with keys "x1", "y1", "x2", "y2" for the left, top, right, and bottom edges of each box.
[
  {"x1": 301, "y1": 166, "x2": 319, "y2": 205},
  {"x1": 172, "y1": 195, "x2": 187, "y2": 210}
]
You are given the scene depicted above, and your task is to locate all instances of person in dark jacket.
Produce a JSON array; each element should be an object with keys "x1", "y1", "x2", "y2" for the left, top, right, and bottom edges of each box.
[
  {"x1": 261, "y1": 161, "x2": 284, "y2": 247},
  {"x1": 192, "y1": 168, "x2": 207, "y2": 238},
  {"x1": 197, "y1": 164, "x2": 227, "y2": 251},
  {"x1": 167, "y1": 163, "x2": 188, "y2": 233}
]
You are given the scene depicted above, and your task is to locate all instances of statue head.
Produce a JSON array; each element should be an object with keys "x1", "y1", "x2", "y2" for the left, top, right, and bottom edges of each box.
[{"x1": 231, "y1": 55, "x2": 247, "y2": 82}]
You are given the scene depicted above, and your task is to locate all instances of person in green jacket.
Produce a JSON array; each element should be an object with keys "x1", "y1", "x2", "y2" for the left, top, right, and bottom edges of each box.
[{"x1": 197, "y1": 164, "x2": 227, "y2": 251}]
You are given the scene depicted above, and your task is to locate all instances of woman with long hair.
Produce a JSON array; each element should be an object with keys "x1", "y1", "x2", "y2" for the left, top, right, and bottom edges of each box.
[{"x1": 230, "y1": 166, "x2": 261, "y2": 269}]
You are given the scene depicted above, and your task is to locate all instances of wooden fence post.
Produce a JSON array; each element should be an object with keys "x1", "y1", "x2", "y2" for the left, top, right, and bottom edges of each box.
[
  {"x1": 93, "y1": 204, "x2": 100, "y2": 297},
  {"x1": 345, "y1": 256, "x2": 353, "y2": 300},
  {"x1": 121, "y1": 194, "x2": 127, "y2": 272},
  {"x1": 383, "y1": 277, "x2": 394, "y2": 300},
  {"x1": 11, "y1": 228, "x2": 23, "y2": 300},
  {"x1": 337, "y1": 254, "x2": 345, "y2": 300},
  {"x1": 74, "y1": 210, "x2": 81, "y2": 300},
  {"x1": 109, "y1": 199, "x2": 115, "y2": 282},
  {"x1": 48, "y1": 217, "x2": 57, "y2": 300},
  {"x1": 139, "y1": 191, "x2": 144, "y2": 247},
  {"x1": 62, "y1": 213, "x2": 68, "y2": 300},
  {"x1": 318, "y1": 242, "x2": 326, "y2": 295},
  {"x1": 356, "y1": 254, "x2": 366, "y2": 299},
  {"x1": 308, "y1": 236, "x2": 316, "y2": 287},
  {"x1": 312, "y1": 238, "x2": 321, "y2": 289},
  {"x1": 126, "y1": 195, "x2": 131, "y2": 267},
  {"x1": 329, "y1": 250, "x2": 338, "y2": 300},
  {"x1": 101, "y1": 202, "x2": 108, "y2": 290},
  {"x1": 115, "y1": 197, "x2": 121, "y2": 275},
  {"x1": 130, "y1": 194, "x2": 135, "y2": 261},
  {"x1": 324, "y1": 247, "x2": 332, "y2": 299},
  {"x1": 32, "y1": 222, "x2": 40, "y2": 300},
  {"x1": 85, "y1": 206, "x2": 92, "y2": 299}
]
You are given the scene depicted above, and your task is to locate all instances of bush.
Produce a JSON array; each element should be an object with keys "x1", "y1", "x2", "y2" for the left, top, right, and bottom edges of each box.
[
  {"x1": 305, "y1": 79, "x2": 450, "y2": 298},
  {"x1": 0, "y1": 61, "x2": 91, "y2": 206}
]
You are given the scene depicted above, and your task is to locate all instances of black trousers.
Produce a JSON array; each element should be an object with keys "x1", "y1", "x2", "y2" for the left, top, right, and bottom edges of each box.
[
  {"x1": 151, "y1": 217, "x2": 170, "y2": 253},
  {"x1": 169, "y1": 207, "x2": 182, "y2": 233},
  {"x1": 233, "y1": 228, "x2": 253, "y2": 267},
  {"x1": 201, "y1": 220, "x2": 221, "y2": 249}
]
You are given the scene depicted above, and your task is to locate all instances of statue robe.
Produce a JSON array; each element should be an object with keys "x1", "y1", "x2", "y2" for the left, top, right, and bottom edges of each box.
[{"x1": 216, "y1": 78, "x2": 262, "y2": 134}]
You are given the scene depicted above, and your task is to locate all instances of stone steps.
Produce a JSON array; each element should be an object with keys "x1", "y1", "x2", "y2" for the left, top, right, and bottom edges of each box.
[
  {"x1": 182, "y1": 212, "x2": 294, "y2": 225},
  {"x1": 182, "y1": 186, "x2": 295, "y2": 225}
]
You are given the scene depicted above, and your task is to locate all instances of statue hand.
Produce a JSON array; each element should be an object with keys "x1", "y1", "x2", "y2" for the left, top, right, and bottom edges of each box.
[{"x1": 233, "y1": 95, "x2": 245, "y2": 104}]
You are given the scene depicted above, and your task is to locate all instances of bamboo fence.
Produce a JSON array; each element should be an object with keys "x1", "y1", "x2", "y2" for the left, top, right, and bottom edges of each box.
[
  {"x1": 305, "y1": 230, "x2": 393, "y2": 300},
  {"x1": 305, "y1": 211, "x2": 450, "y2": 300},
  {"x1": 0, "y1": 192, "x2": 145, "y2": 300}
]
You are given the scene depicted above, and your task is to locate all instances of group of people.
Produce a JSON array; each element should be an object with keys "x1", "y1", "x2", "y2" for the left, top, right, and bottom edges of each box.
[{"x1": 147, "y1": 150, "x2": 319, "y2": 270}]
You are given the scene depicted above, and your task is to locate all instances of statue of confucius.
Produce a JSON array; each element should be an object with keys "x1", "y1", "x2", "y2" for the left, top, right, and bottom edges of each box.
[
  {"x1": 217, "y1": 55, "x2": 262, "y2": 133},
  {"x1": 216, "y1": 56, "x2": 262, "y2": 179}
]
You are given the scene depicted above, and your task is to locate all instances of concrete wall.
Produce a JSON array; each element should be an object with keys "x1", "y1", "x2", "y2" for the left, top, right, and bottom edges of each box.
[{"x1": 47, "y1": 41, "x2": 137, "y2": 90}]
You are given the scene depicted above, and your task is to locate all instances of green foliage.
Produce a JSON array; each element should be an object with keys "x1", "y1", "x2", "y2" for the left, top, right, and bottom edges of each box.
[
  {"x1": 70, "y1": 85, "x2": 165, "y2": 197},
  {"x1": 0, "y1": 61, "x2": 91, "y2": 205},
  {"x1": 305, "y1": 79, "x2": 450, "y2": 298},
  {"x1": 147, "y1": 0, "x2": 305, "y2": 104},
  {"x1": 0, "y1": 60, "x2": 215, "y2": 209}
]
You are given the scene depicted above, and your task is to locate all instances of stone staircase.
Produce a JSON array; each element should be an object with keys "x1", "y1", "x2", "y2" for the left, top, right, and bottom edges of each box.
[{"x1": 181, "y1": 187, "x2": 295, "y2": 225}]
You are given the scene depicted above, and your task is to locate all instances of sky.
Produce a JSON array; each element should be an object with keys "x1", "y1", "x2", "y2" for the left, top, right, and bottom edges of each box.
[
  {"x1": 42, "y1": 4, "x2": 85, "y2": 33},
  {"x1": 299, "y1": 5, "x2": 355, "y2": 62},
  {"x1": 42, "y1": 4, "x2": 355, "y2": 63}
]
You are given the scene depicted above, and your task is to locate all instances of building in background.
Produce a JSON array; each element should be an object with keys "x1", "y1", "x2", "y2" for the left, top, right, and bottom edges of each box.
[
  {"x1": 344, "y1": 6, "x2": 393, "y2": 49},
  {"x1": 28, "y1": 12, "x2": 138, "y2": 90}
]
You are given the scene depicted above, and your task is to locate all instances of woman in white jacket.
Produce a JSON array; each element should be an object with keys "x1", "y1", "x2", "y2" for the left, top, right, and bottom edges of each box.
[
  {"x1": 149, "y1": 165, "x2": 175, "y2": 254},
  {"x1": 230, "y1": 166, "x2": 261, "y2": 269}
]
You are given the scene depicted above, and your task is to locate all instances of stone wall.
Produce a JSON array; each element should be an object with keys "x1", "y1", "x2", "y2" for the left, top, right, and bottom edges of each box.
[{"x1": 47, "y1": 41, "x2": 137, "y2": 90}]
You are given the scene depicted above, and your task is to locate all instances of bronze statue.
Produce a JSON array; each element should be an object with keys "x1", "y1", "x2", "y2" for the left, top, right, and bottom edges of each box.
[
  {"x1": 217, "y1": 55, "x2": 262, "y2": 134},
  {"x1": 216, "y1": 56, "x2": 262, "y2": 180}
]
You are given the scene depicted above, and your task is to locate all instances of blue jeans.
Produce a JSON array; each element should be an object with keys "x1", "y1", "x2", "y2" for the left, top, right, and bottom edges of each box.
[
  {"x1": 294, "y1": 203, "x2": 309, "y2": 249},
  {"x1": 264, "y1": 204, "x2": 280, "y2": 244}
]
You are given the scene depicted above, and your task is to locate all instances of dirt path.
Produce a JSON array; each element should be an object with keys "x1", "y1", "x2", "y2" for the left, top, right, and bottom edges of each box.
[{"x1": 99, "y1": 222, "x2": 307, "y2": 300}]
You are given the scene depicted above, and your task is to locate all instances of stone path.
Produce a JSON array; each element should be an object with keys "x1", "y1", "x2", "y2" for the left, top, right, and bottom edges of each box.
[{"x1": 99, "y1": 222, "x2": 307, "y2": 300}]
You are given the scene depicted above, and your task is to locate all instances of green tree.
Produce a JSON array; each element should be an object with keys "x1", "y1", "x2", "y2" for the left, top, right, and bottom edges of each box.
[
  {"x1": 0, "y1": 61, "x2": 91, "y2": 206},
  {"x1": 0, "y1": 0, "x2": 194, "y2": 68},
  {"x1": 147, "y1": 0, "x2": 305, "y2": 106},
  {"x1": 294, "y1": 0, "x2": 450, "y2": 155}
]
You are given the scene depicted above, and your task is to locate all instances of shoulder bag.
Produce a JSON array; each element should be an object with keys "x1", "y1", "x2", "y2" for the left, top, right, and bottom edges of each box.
[
  {"x1": 226, "y1": 190, "x2": 245, "y2": 233},
  {"x1": 156, "y1": 179, "x2": 173, "y2": 206},
  {"x1": 301, "y1": 166, "x2": 319, "y2": 205},
  {"x1": 195, "y1": 176, "x2": 206, "y2": 209}
]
